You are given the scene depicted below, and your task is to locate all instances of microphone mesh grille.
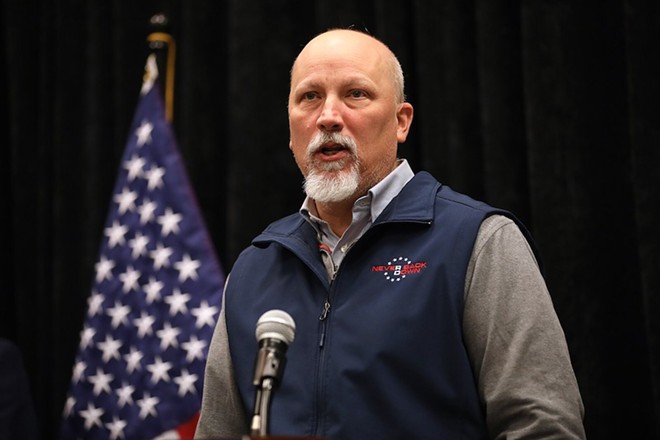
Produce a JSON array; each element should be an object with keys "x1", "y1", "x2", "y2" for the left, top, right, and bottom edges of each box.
[{"x1": 255, "y1": 309, "x2": 296, "y2": 344}]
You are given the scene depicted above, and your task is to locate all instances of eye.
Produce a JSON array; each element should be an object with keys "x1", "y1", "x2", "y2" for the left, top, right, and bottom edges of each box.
[
  {"x1": 348, "y1": 89, "x2": 367, "y2": 99},
  {"x1": 301, "y1": 91, "x2": 319, "y2": 101}
]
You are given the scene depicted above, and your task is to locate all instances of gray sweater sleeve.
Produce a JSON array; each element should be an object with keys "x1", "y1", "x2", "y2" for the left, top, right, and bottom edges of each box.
[
  {"x1": 195, "y1": 285, "x2": 248, "y2": 439},
  {"x1": 463, "y1": 215, "x2": 586, "y2": 439}
]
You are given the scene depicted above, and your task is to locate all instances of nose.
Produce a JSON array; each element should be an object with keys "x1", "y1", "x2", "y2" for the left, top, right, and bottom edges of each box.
[{"x1": 316, "y1": 97, "x2": 343, "y2": 132}]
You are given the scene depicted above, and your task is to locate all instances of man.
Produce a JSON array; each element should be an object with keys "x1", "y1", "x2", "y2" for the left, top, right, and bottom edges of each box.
[{"x1": 196, "y1": 29, "x2": 585, "y2": 439}]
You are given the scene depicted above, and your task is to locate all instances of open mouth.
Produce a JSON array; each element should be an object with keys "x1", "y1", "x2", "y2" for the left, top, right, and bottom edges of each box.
[
  {"x1": 320, "y1": 143, "x2": 346, "y2": 155},
  {"x1": 306, "y1": 132, "x2": 357, "y2": 165}
]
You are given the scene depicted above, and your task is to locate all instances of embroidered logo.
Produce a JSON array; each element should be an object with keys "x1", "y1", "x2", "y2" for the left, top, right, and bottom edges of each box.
[{"x1": 372, "y1": 256, "x2": 428, "y2": 282}]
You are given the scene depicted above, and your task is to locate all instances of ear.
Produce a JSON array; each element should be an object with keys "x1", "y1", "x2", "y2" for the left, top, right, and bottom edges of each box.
[{"x1": 396, "y1": 103, "x2": 414, "y2": 143}]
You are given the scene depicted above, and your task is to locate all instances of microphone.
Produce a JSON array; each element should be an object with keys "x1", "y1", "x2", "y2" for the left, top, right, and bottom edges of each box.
[{"x1": 250, "y1": 309, "x2": 296, "y2": 437}]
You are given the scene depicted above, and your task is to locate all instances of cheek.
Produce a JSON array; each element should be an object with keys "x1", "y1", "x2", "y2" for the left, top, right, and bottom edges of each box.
[
  {"x1": 355, "y1": 120, "x2": 399, "y2": 166},
  {"x1": 289, "y1": 109, "x2": 317, "y2": 132},
  {"x1": 289, "y1": 115, "x2": 318, "y2": 161},
  {"x1": 289, "y1": 123, "x2": 314, "y2": 152}
]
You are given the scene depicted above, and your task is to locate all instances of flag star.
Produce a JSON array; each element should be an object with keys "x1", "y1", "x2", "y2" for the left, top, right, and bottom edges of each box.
[
  {"x1": 137, "y1": 198, "x2": 158, "y2": 224},
  {"x1": 174, "y1": 369, "x2": 199, "y2": 397},
  {"x1": 124, "y1": 347, "x2": 144, "y2": 374},
  {"x1": 146, "y1": 356, "x2": 172, "y2": 384},
  {"x1": 149, "y1": 243, "x2": 173, "y2": 270},
  {"x1": 118, "y1": 265, "x2": 141, "y2": 293},
  {"x1": 174, "y1": 254, "x2": 201, "y2": 282},
  {"x1": 191, "y1": 300, "x2": 220, "y2": 329},
  {"x1": 135, "y1": 120, "x2": 153, "y2": 147},
  {"x1": 106, "y1": 416, "x2": 128, "y2": 440},
  {"x1": 97, "y1": 335, "x2": 122, "y2": 363},
  {"x1": 79, "y1": 403, "x2": 104, "y2": 430},
  {"x1": 137, "y1": 392, "x2": 160, "y2": 419},
  {"x1": 63, "y1": 396, "x2": 75, "y2": 417},
  {"x1": 134, "y1": 311, "x2": 156, "y2": 338},
  {"x1": 95, "y1": 257, "x2": 115, "y2": 283},
  {"x1": 144, "y1": 164, "x2": 165, "y2": 190},
  {"x1": 156, "y1": 322, "x2": 181, "y2": 350},
  {"x1": 113, "y1": 187, "x2": 139, "y2": 214},
  {"x1": 157, "y1": 208, "x2": 182, "y2": 236},
  {"x1": 143, "y1": 277, "x2": 164, "y2": 304},
  {"x1": 105, "y1": 221, "x2": 128, "y2": 249},
  {"x1": 124, "y1": 154, "x2": 146, "y2": 181},
  {"x1": 181, "y1": 335, "x2": 207, "y2": 363},
  {"x1": 88, "y1": 368, "x2": 114, "y2": 396},
  {"x1": 79, "y1": 325, "x2": 96, "y2": 349},
  {"x1": 164, "y1": 288, "x2": 191, "y2": 316},
  {"x1": 87, "y1": 290, "x2": 105, "y2": 316},
  {"x1": 106, "y1": 301, "x2": 131, "y2": 329},
  {"x1": 72, "y1": 359, "x2": 87, "y2": 383},
  {"x1": 128, "y1": 232, "x2": 150, "y2": 259},
  {"x1": 116, "y1": 382, "x2": 135, "y2": 408}
]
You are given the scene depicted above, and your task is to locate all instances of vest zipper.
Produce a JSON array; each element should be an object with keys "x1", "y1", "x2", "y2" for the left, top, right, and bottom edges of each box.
[
  {"x1": 314, "y1": 262, "x2": 335, "y2": 436},
  {"x1": 318, "y1": 299, "x2": 331, "y2": 348},
  {"x1": 313, "y1": 231, "x2": 377, "y2": 435},
  {"x1": 317, "y1": 243, "x2": 336, "y2": 348}
]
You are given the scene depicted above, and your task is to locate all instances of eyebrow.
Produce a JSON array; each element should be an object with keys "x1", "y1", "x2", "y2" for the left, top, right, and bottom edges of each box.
[{"x1": 293, "y1": 75, "x2": 376, "y2": 93}]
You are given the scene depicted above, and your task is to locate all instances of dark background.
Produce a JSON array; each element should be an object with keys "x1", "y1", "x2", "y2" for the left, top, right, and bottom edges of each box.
[{"x1": 3, "y1": 1, "x2": 659, "y2": 439}]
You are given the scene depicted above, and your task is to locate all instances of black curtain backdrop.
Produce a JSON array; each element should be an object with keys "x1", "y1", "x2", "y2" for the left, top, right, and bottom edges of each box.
[{"x1": 3, "y1": 1, "x2": 659, "y2": 439}]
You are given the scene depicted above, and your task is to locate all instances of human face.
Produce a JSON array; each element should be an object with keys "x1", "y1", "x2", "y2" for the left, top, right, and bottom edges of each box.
[{"x1": 288, "y1": 30, "x2": 413, "y2": 202}]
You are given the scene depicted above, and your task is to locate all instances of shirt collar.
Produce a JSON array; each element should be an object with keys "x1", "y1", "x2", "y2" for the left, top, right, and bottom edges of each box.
[{"x1": 300, "y1": 159, "x2": 414, "y2": 228}]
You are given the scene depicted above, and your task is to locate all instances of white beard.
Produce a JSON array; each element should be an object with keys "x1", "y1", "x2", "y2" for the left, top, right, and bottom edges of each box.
[
  {"x1": 304, "y1": 161, "x2": 360, "y2": 203},
  {"x1": 303, "y1": 132, "x2": 360, "y2": 203}
]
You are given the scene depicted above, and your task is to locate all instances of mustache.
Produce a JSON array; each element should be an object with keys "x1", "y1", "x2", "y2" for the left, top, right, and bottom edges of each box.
[{"x1": 306, "y1": 131, "x2": 358, "y2": 156}]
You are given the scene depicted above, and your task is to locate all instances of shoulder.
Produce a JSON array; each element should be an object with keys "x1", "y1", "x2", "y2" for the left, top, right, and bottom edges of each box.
[{"x1": 473, "y1": 214, "x2": 541, "y2": 269}]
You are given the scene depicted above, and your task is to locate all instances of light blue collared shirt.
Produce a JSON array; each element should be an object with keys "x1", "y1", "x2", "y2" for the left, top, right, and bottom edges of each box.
[{"x1": 300, "y1": 159, "x2": 415, "y2": 275}]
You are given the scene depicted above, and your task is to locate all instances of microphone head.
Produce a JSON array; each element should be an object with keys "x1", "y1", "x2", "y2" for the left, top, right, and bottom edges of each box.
[{"x1": 256, "y1": 309, "x2": 296, "y2": 345}]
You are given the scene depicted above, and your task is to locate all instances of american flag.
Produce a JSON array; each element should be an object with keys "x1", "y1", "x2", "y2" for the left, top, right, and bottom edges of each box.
[{"x1": 60, "y1": 55, "x2": 224, "y2": 440}]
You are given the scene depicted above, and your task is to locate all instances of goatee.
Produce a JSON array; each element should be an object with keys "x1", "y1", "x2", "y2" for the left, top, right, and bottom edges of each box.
[{"x1": 303, "y1": 132, "x2": 360, "y2": 203}]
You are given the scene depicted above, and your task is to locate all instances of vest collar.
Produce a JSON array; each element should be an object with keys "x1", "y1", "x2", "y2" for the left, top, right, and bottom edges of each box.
[{"x1": 254, "y1": 171, "x2": 440, "y2": 244}]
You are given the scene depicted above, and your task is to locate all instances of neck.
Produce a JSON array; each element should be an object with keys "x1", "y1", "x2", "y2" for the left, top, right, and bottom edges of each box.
[
  {"x1": 313, "y1": 196, "x2": 359, "y2": 237},
  {"x1": 308, "y1": 160, "x2": 399, "y2": 237}
]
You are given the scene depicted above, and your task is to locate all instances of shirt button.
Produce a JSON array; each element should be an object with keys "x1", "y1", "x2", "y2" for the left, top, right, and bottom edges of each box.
[{"x1": 340, "y1": 244, "x2": 350, "y2": 253}]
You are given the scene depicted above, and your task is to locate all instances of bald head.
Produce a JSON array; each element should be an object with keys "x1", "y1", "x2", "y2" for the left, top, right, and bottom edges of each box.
[
  {"x1": 290, "y1": 29, "x2": 406, "y2": 104},
  {"x1": 287, "y1": 28, "x2": 414, "y2": 210}
]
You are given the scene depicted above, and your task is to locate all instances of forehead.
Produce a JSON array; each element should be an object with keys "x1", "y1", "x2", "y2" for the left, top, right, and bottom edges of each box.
[{"x1": 291, "y1": 31, "x2": 391, "y2": 88}]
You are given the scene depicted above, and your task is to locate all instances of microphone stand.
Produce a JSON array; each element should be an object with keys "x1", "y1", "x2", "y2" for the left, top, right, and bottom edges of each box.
[
  {"x1": 250, "y1": 377, "x2": 274, "y2": 437},
  {"x1": 250, "y1": 340, "x2": 287, "y2": 437}
]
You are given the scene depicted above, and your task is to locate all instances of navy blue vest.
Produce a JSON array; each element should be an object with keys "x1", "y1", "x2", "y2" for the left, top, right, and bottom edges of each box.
[{"x1": 224, "y1": 172, "x2": 534, "y2": 439}]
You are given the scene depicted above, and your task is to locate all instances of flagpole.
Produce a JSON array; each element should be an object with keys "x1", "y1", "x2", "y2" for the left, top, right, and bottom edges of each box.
[{"x1": 147, "y1": 13, "x2": 176, "y2": 123}]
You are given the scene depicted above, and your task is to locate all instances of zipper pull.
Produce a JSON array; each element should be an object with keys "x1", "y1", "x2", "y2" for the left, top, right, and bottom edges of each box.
[
  {"x1": 319, "y1": 299, "x2": 331, "y2": 321},
  {"x1": 330, "y1": 266, "x2": 338, "y2": 281},
  {"x1": 319, "y1": 299, "x2": 331, "y2": 348}
]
